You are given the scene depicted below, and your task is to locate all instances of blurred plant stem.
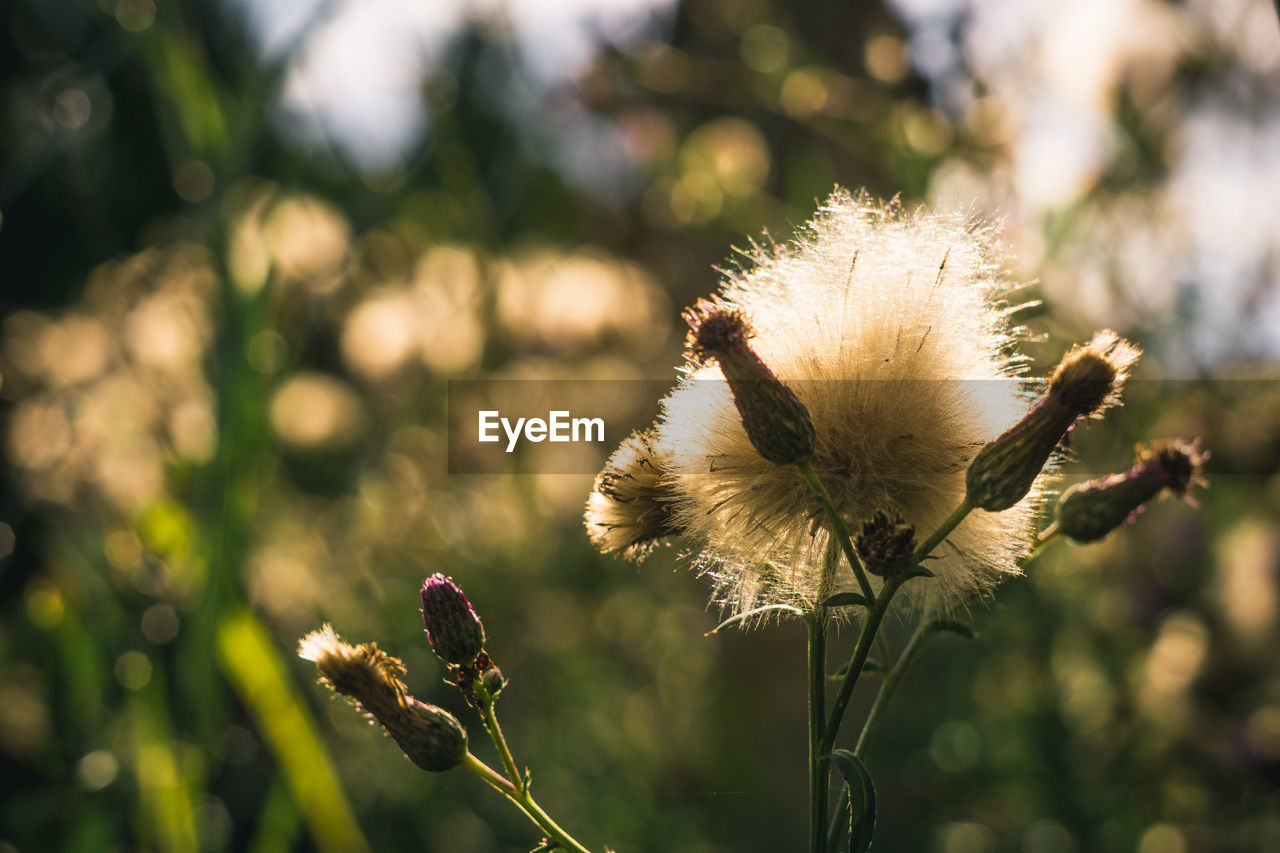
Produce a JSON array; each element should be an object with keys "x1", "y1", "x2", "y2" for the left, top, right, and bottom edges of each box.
[{"x1": 807, "y1": 606, "x2": 828, "y2": 853}]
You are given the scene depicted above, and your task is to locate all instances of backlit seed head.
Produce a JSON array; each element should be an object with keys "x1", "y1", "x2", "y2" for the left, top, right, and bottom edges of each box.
[
  {"x1": 643, "y1": 189, "x2": 1043, "y2": 615},
  {"x1": 584, "y1": 427, "x2": 680, "y2": 559}
]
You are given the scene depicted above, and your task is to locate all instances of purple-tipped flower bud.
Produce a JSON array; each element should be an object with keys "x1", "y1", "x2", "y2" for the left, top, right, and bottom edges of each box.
[
  {"x1": 966, "y1": 330, "x2": 1140, "y2": 512},
  {"x1": 421, "y1": 574, "x2": 486, "y2": 666},
  {"x1": 298, "y1": 625, "x2": 468, "y2": 772},
  {"x1": 684, "y1": 299, "x2": 816, "y2": 466},
  {"x1": 854, "y1": 511, "x2": 917, "y2": 578},
  {"x1": 1055, "y1": 439, "x2": 1207, "y2": 542}
]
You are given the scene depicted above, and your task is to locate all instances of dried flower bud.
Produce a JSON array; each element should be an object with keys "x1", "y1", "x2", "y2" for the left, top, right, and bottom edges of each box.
[
  {"x1": 966, "y1": 330, "x2": 1140, "y2": 512},
  {"x1": 585, "y1": 427, "x2": 679, "y2": 559},
  {"x1": 854, "y1": 511, "x2": 917, "y2": 578},
  {"x1": 1055, "y1": 439, "x2": 1207, "y2": 542},
  {"x1": 420, "y1": 574, "x2": 486, "y2": 666},
  {"x1": 298, "y1": 624, "x2": 468, "y2": 772},
  {"x1": 683, "y1": 299, "x2": 816, "y2": 465}
]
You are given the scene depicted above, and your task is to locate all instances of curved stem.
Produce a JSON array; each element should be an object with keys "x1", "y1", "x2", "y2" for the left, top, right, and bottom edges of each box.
[
  {"x1": 462, "y1": 753, "x2": 595, "y2": 853},
  {"x1": 797, "y1": 461, "x2": 876, "y2": 605}
]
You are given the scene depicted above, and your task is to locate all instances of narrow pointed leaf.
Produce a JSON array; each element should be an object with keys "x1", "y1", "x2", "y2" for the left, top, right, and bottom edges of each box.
[
  {"x1": 830, "y1": 658, "x2": 885, "y2": 680},
  {"x1": 927, "y1": 619, "x2": 975, "y2": 640},
  {"x1": 821, "y1": 592, "x2": 873, "y2": 609},
  {"x1": 703, "y1": 603, "x2": 803, "y2": 635},
  {"x1": 903, "y1": 567, "x2": 935, "y2": 581},
  {"x1": 828, "y1": 749, "x2": 876, "y2": 853}
]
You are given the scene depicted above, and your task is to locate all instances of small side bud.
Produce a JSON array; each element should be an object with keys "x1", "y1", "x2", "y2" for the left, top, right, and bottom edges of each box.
[
  {"x1": 966, "y1": 330, "x2": 1140, "y2": 512},
  {"x1": 585, "y1": 427, "x2": 679, "y2": 559},
  {"x1": 684, "y1": 299, "x2": 816, "y2": 465},
  {"x1": 298, "y1": 624, "x2": 468, "y2": 772},
  {"x1": 421, "y1": 574, "x2": 486, "y2": 667},
  {"x1": 478, "y1": 665, "x2": 507, "y2": 702},
  {"x1": 854, "y1": 511, "x2": 917, "y2": 578},
  {"x1": 1055, "y1": 439, "x2": 1207, "y2": 542}
]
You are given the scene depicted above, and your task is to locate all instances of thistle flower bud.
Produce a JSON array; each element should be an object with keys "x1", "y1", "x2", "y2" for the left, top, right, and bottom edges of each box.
[
  {"x1": 298, "y1": 624, "x2": 468, "y2": 772},
  {"x1": 854, "y1": 511, "x2": 916, "y2": 578},
  {"x1": 966, "y1": 330, "x2": 1140, "y2": 512},
  {"x1": 420, "y1": 574, "x2": 486, "y2": 667},
  {"x1": 584, "y1": 427, "x2": 679, "y2": 559},
  {"x1": 1055, "y1": 439, "x2": 1207, "y2": 542},
  {"x1": 479, "y1": 665, "x2": 507, "y2": 701},
  {"x1": 683, "y1": 299, "x2": 816, "y2": 465}
]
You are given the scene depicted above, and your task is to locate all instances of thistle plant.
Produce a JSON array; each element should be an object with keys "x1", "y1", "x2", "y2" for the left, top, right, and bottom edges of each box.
[{"x1": 302, "y1": 189, "x2": 1207, "y2": 851}]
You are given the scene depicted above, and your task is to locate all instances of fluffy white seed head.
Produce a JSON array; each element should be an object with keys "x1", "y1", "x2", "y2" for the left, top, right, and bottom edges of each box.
[{"x1": 655, "y1": 189, "x2": 1043, "y2": 616}]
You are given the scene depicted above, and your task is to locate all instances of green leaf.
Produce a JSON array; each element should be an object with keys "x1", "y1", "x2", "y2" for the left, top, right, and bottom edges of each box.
[
  {"x1": 821, "y1": 592, "x2": 873, "y2": 609},
  {"x1": 703, "y1": 603, "x2": 804, "y2": 635},
  {"x1": 903, "y1": 566, "x2": 935, "y2": 581},
  {"x1": 827, "y1": 749, "x2": 876, "y2": 853},
  {"x1": 927, "y1": 619, "x2": 975, "y2": 640}
]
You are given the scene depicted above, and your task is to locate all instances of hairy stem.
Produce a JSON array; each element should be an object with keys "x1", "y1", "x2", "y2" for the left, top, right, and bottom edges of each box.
[{"x1": 462, "y1": 753, "x2": 594, "y2": 853}]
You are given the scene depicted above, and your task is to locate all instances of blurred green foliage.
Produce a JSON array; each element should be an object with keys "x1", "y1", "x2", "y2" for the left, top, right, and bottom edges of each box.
[{"x1": 2, "y1": 0, "x2": 1279, "y2": 851}]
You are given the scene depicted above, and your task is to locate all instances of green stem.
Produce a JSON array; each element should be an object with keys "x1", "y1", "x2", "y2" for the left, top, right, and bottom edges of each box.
[
  {"x1": 479, "y1": 698, "x2": 523, "y2": 794},
  {"x1": 797, "y1": 461, "x2": 876, "y2": 605},
  {"x1": 819, "y1": 575, "x2": 901, "y2": 753},
  {"x1": 807, "y1": 611, "x2": 828, "y2": 853},
  {"x1": 854, "y1": 622, "x2": 928, "y2": 757},
  {"x1": 912, "y1": 498, "x2": 973, "y2": 566},
  {"x1": 462, "y1": 753, "x2": 594, "y2": 853}
]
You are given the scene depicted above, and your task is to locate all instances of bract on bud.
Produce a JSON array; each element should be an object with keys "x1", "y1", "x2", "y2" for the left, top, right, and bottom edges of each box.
[
  {"x1": 1055, "y1": 439, "x2": 1207, "y2": 542},
  {"x1": 584, "y1": 427, "x2": 679, "y2": 559},
  {"x1": 854, "y1": 511, "x2": 917, "y2": 578},
  {"x1": 298, "y1": 624, "x2": 468, "y2": 772},
  {"x1": 967, "y1": 330, "x2": 1140, "y2": 512},
  {"x1": 683, "y1": 299, "x2": 816, "y2": 465},
  {"x1": 421, "y1": 574, "x2": 486, "y2": 667}
]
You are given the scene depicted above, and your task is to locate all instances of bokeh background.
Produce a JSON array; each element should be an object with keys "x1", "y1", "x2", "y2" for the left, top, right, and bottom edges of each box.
[{"x1": 3, "y1": 0, "x2": 1280, "y2": 851}]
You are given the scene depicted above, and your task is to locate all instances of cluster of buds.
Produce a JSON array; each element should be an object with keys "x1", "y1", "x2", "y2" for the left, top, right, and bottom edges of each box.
[{"x1": 299, "y1": 574, "x2": 508, "y2": 774}]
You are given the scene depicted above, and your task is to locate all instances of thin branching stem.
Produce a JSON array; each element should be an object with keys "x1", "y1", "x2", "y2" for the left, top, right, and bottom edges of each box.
[
  {"x1": 797, "y1": 461, "x2": 876, "y2": 605},
  {"x1": 462, "y1": 753, "x2": 594, "y2": 853},
  {"x1": 912, "y1": 498, "x2": 973, "y2": 566},
  {"x1": 820, "y1": 574, "x2": 902, "y2": 753},
  {"x1": 479, "y1": 698, "x2": 523, "y2": 794}
]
